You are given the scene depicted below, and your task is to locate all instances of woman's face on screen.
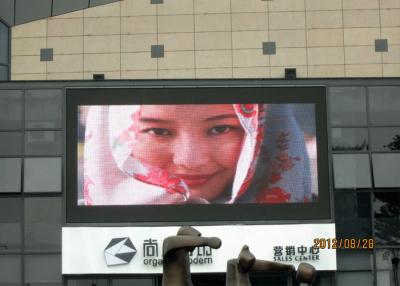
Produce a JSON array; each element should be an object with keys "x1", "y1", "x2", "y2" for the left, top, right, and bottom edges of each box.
[{"x1": 132, "y1": 104, "x2": 245, "y2": 201}]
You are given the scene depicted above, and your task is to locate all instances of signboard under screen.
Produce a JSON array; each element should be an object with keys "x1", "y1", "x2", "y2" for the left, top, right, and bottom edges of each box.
[{"x1": 66, "y1": 86, "x2": 330, "y2": 223}]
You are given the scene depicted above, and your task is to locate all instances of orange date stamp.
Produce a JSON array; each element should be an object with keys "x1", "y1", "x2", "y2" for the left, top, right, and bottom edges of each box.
[{"x1": 313, "y1": 238, "x2": 375, "y2": 249}]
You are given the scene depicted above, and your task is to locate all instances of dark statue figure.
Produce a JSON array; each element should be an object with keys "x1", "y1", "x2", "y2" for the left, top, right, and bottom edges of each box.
[
  {"x1": 296, "y1": 262, "x2": 317, "y2": 286},
  {"x1": 161, "y1": 227, "x2": 317, "y2": 286},
  {"x1": 226, "y1": 245, "x2": 317, "y2": 286},
  {"x1": 162, "y1": 226, "x2": 222, "y2": 286}
]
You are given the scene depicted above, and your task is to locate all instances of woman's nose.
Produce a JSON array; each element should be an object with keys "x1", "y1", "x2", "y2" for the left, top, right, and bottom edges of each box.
[{"x1": 172, "y1": 135, "x2": 210, "y2": 169}]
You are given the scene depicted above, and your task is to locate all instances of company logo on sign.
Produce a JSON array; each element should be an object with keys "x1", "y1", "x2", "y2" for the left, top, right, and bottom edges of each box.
[
  {"x1": 142, "y1": 238, "x2": 213, "y2": 267},
  {"x1": 273, "y1": 245, "x2": 320, "y2": 263},
  {"x1": 104, "y1": 237, "x2": 137, "y2": 266}
]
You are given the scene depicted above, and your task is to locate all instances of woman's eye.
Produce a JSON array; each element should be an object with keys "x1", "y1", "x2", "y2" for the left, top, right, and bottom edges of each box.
[
  {"x1": 208, "y1": 125, "x2": 232, "y2": 135},
  {"x1": 145, "y1": 128, "x2": 171, "y2": 136}
]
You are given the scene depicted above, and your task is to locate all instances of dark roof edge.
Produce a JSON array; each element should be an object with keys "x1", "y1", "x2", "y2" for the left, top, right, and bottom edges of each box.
[{"x1": 12, "y1": 0, "x2": 120, "y2": 26}]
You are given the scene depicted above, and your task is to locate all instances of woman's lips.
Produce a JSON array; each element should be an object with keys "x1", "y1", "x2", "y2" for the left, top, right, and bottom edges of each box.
[{"x1": 174, "y1": 173, "x2": 217, "y2": 187}]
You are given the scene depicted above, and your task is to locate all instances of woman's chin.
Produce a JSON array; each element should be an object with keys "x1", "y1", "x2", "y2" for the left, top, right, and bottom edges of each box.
[
  {"x1": 185, "y1": 196, "x2": 210, "y2": 204},
  {"x1": 188, "y1": 189, "x2": 219, "y2": 203}
]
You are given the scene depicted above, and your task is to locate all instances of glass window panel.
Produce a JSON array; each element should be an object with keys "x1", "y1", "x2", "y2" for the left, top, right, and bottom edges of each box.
[
  {"x1": 24, "y1": 157, "x2": 62, "y2": 192},
  {"x1": 25, "y1": 131, "x2": 62, "y2": 155},
  {"x1": 112, "y1": 279, "x2": 154, "y2": 286},
  {"x1": 0, "y1": 198, "x2": 21, "y2": 251},
  {"x1": 24, "y1": 197, "x2": 61, "y2": 251},
  {"x1": 372, "y1": 154, "x2": 400, "y2": 188},
  {"x1": 377, "y1": 271, "x2": 391, "y2": 286},
  {"x1": 25, "y1": 90, "x2": 63, "y2": 129},
  {"x1": 25, "y1": 254, "x2": 61, "y2": 283},
  {"x1": 0, "y1": 255, "x2": 21, "y2": 283},
  {"x1": 0, "y1": 65, "x2": 7, "y2": 81},
  {"x1": 0, "y1": 132, "x2": 22, "y2": 155},
  {"x1": 371, "y1": 127, "x2": 400, "y2": 151},
  {"x1": 368, "y1": 86, "x2": 400, "y2": 125},
  {"x1": 67, "y1": 280, "x2": 107, "y2": 286},
  {"x1": 0, "y1": 90, "x2": 22, "y2": 129},
  {"x1": 374, "y1": 218, "x2": 400, "y2": 245},
  {"x1": 336, "y1": 271, "x2": 373, "y2": 286},
  {"x1": 337, "y1": 250, "x2": 373, "y2": 270},
  {"x1": 0, "y1": 158, "x2": 21, "y2": 193},
  {"x1": 357, "y1": 193, "x2": 372, "y2": 218},
  {"x1": 0, "y1": 22, "x2": 8, "y2": 65},
  {"x1": 331, "y1": 128, "x2": 368, "y2": 151},
  {"x1": 333, "y1": 154, "x2": 372, "y2": 189},
  {"x1": 329, "y1": 87, "x2": 367, "y2": 126},
  {"x1": 375, "y1": 249, "x2": 398, "y2": 270},
  {"x1": 335, "y1": 191, "x2": 371, "y2": 219},
  {"x1": 335, "y1": 191, "x2": 372, "y2": 238},
  {"x1": 28, "y1": 283, "x2": 63, "y2": 286},
  {"x1": 316, "y1": 273, "x2": 334, "y2": 286},
  {"x1": 374, "y1": 192, "x2": 400, "y2": 245}
]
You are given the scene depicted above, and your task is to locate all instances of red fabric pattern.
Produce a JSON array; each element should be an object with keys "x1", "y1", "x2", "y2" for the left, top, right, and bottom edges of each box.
[
  {"x1": 234, "y1": 104, "x2": 264, "y2": 199},
  {"x1": 134, "y1": 169, "x2": 187, "y2": 195},
  {"x1": 253, "y1": 132, "x2": 302, "y2": 203},
  {"x1": 237, "y1": 104, "x2": 257, "y2": 117},
  {"x1": 256, "y1": 187, "x2": 291, "y2": 203}
]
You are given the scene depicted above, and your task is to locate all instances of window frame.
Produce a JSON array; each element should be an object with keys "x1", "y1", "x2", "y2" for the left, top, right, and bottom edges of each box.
[{"x1": 0, "y1": 17, "x2": 10, "y2": 81}]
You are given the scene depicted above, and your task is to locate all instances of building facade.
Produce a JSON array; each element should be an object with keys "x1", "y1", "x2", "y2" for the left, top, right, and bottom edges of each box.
[
  {"x1": 4, "y1": 0, "x2": 400, "y2": 80},
  {"x1": 0, "y1": 1, "x2": 400, "y2": 285}
]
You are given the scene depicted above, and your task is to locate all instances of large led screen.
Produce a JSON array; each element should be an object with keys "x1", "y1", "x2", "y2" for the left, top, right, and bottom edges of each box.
[{"x1": 66, "y1": 87, "x2": 330, "y2": 223}]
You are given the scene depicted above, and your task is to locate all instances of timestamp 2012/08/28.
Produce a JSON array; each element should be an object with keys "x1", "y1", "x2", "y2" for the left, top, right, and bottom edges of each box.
[{"x1": 313, "y1": 238, "x2": 375, "y2": 250}]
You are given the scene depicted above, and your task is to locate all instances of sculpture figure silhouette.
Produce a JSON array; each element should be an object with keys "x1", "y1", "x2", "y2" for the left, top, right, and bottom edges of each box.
[
  {"x1": 226, "y1": 245, "x2": 316, "y2": 286},
  {"x1": 162, "y1": 226, "x2": 222, "y2": 286}
]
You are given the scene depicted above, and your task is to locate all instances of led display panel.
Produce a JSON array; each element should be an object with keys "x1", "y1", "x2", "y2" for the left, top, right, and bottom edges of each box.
[{"x1": 66, "y1": 86, "x2": 330, "y2": 223}]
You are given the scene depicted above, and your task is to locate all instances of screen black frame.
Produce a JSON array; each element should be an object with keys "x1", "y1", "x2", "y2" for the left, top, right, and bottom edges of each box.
[{"x1": 66, "y1": 86, "x2": 330, "y2": 223}]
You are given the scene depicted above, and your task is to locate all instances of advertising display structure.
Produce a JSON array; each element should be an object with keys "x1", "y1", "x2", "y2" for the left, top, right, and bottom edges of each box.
[
  {"x1": 62, "y1": 224, "x2": 337, "y2": 274},
  {"x1": 65, "y1": 86, "x2": 330, "y2": 224}
]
